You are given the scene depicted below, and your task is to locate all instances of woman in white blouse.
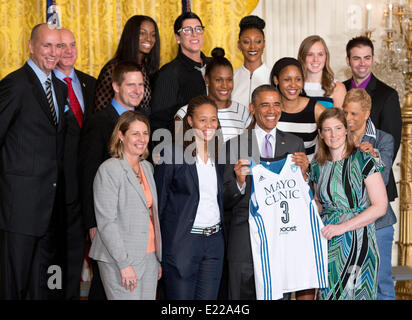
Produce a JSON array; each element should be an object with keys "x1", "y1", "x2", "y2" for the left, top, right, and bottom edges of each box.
[
  {"x1": 231, "y1": 15, "x2": 271, "y2": 108},
  {"x1": 154, "y1": 96, "x2": 225, "y2": 300}
]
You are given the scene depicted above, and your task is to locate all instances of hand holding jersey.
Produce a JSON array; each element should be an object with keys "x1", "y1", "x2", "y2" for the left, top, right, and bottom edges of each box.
[{"x1": 234, "y1": 151, "x2": 309, "y2": 188}]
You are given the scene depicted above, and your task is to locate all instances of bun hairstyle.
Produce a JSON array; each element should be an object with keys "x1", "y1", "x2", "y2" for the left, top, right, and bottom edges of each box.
[
  {"x1": 211, "y1": 47, "x2": 225, "y2": 58},
  {"x1": 238, "y1": 15, "x2": 265, "y2": 38},
  {"x1": 205, "y1": 47, "x2": 233, "y2": 77}
]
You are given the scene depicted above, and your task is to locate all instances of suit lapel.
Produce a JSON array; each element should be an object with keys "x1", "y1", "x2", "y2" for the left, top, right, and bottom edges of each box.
[
  {"x1": 24, "y1": 64, "x2": 56, "y2": 126},
  {"x1": 119, "y1": 157, "x2": 149, "y2": 211},
  {"x1": 365, "y1": 73, "x2": 377, "y2": 97},
  {"x1": 52, "y1": 73, "x2": 67, "y2": 132},
  {"x1": 275, "y1": 129, "x2": 291, "y2": 158},
  {"x1": 75, "y1": 69, "x2": 92, "y2": 122},
  {"x1": 188, "y1": 162, "x2": 199, "y2": 193}
]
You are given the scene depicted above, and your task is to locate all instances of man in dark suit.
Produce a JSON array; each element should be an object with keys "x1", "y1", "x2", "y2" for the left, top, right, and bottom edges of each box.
[
  {"x1": 53, "y1": 28, "x2": 96, "y2": 300},
  {"x1": 78, "y1": 61, "x2": 144, "y2": 299},
  {"x1": 223, "y1": 85, "x2": 309, "y2": 300},
  {"x1": 0, "y1": 23, "x2": 67, "y2": 299},
  {"x1": 343, "y1": 36, "x2": 401, "y2": 300}
]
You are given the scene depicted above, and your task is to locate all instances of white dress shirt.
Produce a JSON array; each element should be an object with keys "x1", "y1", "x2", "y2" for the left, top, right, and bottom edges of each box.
[
  {"x1": 193, "y1": 156, "x2": 220, "y2": 228},
  {"x1": 254, "y1": 124, "x2": 277, "y2": 158}
]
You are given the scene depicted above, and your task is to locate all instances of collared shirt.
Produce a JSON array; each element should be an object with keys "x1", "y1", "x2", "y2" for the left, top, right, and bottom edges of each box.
[
  {"x1": 27, "y1": 58, "x2": 60, "y2": 121},
  {"x1": 193, "y1": 156, "x2": 220, "y2": 228},
  {"x1": 254, "y1": 124, "x2": 277, "y2": 158},
  {"x1": 364, "y1": 117, "x2": 377, "y2": 140},
  {"x1": 53, "y1": 68, "x2": 85, "y2": 112},
  {"x1": 350, "y1": 73, "x2": 372, "y2": 89},
  {"x1": 361, "y1": 117, "x2": 382, "y2": 165},
  {"x1": 237, "y1": 125, "x2": 277, "y2": 194},
  {"x1": 111, "y1": 98, "x2": 130, "y2": 116}
]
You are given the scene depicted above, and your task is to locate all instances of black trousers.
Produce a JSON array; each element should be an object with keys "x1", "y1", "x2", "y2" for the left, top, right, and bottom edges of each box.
[
  {"x1": 227, "y1": 261, "x2": 256, "y2": 300},
  {"x1": 56, "y1": 201, "x2": 86, "y2": 300},
  {"x1": 0, "y1": 225, "x2": 58, "y2": 300}
]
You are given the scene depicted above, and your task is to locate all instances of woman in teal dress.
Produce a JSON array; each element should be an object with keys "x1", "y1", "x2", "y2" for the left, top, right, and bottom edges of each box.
[{"x1": 310, "y1": 108, "x2": 387, "y2": 300}]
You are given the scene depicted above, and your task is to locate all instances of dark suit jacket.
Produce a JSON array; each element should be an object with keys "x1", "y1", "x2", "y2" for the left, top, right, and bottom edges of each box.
[
  {"x1": 223, "y1": 129, "x2": 305, "y2": 263},
  {"x1": 62, "y1": 69, "x2": 96, "y2": 205},
  {"x1": 0, "y1": 63, "x2": 67, "y2": 237},
  {"x1": 343, "y1": 73, "x2": 401, "y2": 201},
  {"x1": 154, "y1": 143, "x2": 225, "y2": 271},
  {"x1": 78, "y1": 104, "x2": 119, "y2": 230}
]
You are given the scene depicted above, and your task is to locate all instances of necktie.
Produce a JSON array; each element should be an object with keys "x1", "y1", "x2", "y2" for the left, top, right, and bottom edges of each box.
[
  {"x1": 64, "y1": 77, "x2": 83, "y2": 127},
  {"x1": 45, "y1": 78, "x2": 57, "y2": 126},
  {"x1": 262, "y1": 133, "x2": 273, "y2": 158}
]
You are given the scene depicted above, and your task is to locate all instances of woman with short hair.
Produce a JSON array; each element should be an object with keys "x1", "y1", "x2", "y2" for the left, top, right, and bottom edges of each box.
[{"x1": 150, "y1": 12, "x2": 210, "y2": 134}]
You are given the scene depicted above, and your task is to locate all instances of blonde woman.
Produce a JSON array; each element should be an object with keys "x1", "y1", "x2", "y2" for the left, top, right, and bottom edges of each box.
[{"x1": 89, "y1": 111, "x2": 162, "y2": 300}]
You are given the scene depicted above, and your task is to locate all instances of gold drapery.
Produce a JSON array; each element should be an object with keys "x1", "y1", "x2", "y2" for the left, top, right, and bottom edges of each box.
[{"x1": 0, "y1": 0, "x2": 258, "y2": 79}]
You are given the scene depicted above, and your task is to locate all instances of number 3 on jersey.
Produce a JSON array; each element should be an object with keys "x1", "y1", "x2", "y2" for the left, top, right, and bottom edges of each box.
[{"x1": 280, "y1": 200, "x2": 289, "y2": 224}]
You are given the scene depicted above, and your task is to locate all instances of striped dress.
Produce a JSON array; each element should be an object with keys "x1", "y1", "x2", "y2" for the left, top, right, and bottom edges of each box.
[
  {"x1": 276, "y1": 97, "x2": 318, "y2": 160},
  {"x1": 175, "y1": 101, "x2": 252, "y2": 142},
  {"x1": 310, "y1": 149, "x2": 383, "y2": 300}
]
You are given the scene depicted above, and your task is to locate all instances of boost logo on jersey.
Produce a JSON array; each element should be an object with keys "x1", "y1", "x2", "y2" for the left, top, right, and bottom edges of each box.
[{"x1": 279, "y1": 225, "x2": 297, "y2": 234}]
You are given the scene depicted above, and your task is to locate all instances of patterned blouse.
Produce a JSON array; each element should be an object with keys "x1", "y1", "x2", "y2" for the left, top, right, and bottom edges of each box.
[{"x1": 310, "y1": 149, "x2": 383, "y2": 300}]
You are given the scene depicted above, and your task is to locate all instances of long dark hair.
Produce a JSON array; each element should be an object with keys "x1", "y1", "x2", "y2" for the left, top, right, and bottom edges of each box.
[
  {"x1": 182, "y1": 95, "x2": 222, "y2": 161},
  {"x1": 113, "y1": 15, "x2": 160, "y2": 79}
]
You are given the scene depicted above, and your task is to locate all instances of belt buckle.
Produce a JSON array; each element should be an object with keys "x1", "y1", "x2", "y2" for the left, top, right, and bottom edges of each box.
[
  {"x1": 202, "y1": 227, "x2": 210, "y2": 236},
  {"x1": 203, "y1": 226, "x2": 217, "y2": 236}
]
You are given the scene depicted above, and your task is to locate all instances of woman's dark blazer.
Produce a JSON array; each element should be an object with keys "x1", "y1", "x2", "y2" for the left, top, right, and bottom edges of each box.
[{"x1": 154, "y1": 143, "x2": 224, "y2": 270}]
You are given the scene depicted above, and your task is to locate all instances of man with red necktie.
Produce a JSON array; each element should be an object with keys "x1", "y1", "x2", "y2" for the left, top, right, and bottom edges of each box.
[{"x1": 54, "y1": 28, "x2": 96, "y2": 300}]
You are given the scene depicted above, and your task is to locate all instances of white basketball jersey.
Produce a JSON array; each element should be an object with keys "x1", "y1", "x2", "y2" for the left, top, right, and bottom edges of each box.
[{"x1": 249, "y1": 154, "x2": 328, "y2": 300}]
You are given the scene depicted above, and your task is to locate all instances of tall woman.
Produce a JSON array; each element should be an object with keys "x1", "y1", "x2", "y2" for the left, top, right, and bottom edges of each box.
[
  {"x1": 154, "y1": 96, "x2": 225, "y2": 300},
  {"x1": 89, "y1": 111, "x2": 162, "y2": 300},
  {"x1": 150, "y1": 12, "x2": 209, "y2": 134},
  {"x1": 94, "y1": 15, "x2": 160, "y2": 116},
  {"x1": 298, "y1": 35, "x2": 346, "y2": 109},
  {"x1": 270, "y1": 57, "x2": 325, "y2": 160},
  {"x1": 231, "y1": 15, "x2": 271, "y2": 108},
  {"x1": 175, "y1": 47, "x2": 252, "y2": 142},
  {"x1": 310, "y1": 108, "x2": 387, "y2": 300}
]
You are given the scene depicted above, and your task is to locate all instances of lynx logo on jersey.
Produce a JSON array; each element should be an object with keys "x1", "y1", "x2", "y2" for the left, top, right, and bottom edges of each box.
[
  {"x1": 248, "y1": 155, "x2": 328, "y2": 300},
  {"x1": 290, "y1": 163, "x2": 299, "y2": 173}
]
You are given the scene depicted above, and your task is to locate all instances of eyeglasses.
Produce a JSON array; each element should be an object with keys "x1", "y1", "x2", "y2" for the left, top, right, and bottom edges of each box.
[{"x1": 178, "y1": 26, "x2": 205, "y2": 35}]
